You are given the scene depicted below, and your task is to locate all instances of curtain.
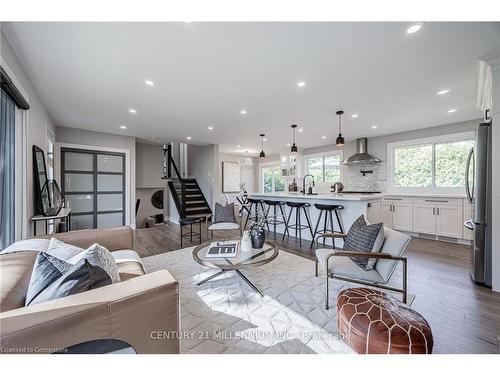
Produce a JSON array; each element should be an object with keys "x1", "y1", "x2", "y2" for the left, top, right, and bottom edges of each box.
[{"x1": 0, "y1": 89, "x2": 16, "y2": 249}]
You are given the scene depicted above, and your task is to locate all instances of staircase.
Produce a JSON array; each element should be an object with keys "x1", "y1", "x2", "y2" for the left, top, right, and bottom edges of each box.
[
  {"x1": 168, "y1": 178, "x2": 212, "y2": 220},
  {"x1": 163, "y1": 144, "x2": 212, "y2": 221}
]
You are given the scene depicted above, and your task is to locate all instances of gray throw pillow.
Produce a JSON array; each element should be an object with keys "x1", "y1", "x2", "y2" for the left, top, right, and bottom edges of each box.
[
  {"x1": 344, "y1": 215, "x2": 384, "y2": 271},
  {"x1": 68, "y1": 243, "x2": 121, "y2": 284},
  {"x1": 214, "y1": 202, "x2": 236, "y2": 223},
  {"x1": 27, "y1": 257, "x2": 112, "y2": 306},
  {"x1": 25, "y1": 252, "x2": 73, "y2": 306},
  {"x1": 46, "y1": 237, "x2": 84, "y2": 260}
]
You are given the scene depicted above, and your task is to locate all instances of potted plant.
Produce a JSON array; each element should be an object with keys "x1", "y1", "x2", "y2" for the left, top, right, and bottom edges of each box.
[{"x1": 249, "y1": 208, "x2": 266, "y2": 249}]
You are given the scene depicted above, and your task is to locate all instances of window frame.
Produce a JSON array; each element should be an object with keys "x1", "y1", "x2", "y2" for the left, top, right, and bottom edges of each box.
[
  {"x1": 259, "y1": 161, "x2": 285, "y2": 193},
  {"x1": 387, "y1": 131, "x2": 475, "y2": 195},
  {"x1": 303, "y1": 150, "x2": 343, "y2": 185}
]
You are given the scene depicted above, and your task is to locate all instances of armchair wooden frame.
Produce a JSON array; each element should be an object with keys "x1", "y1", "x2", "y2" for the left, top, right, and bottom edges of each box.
[{"x1": 315, "y1": 232, "x2": 408, "y2": 310}]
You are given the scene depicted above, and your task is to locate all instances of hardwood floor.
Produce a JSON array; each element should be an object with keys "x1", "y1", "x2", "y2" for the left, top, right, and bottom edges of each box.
[{"x1": 134, "y1": 222, "x2": 500, "y2": 354}]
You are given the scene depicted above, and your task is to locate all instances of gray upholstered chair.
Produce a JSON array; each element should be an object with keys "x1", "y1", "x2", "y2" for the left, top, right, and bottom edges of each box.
[
  {"x1": 207, "y1": 202, "x2": 242, "y2": 238},
  {"x1": 315, "y1": 226, "x2": 411, "y2": 309}
]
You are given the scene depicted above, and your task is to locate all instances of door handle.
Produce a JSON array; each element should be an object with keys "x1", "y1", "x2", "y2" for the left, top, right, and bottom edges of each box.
[{"x1": 465, "y1": 148, "x2": 474, "y2": 204}]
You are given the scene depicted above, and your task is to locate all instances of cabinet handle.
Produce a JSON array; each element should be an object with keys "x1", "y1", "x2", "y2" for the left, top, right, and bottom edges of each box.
[
  {"x1": 385, "y1": 198, "x2": 402, "y2": 201},
  {"x1": 437, "y1": 207, "x2": 440, "y2": 215},
  {"x1": 393, "y1": 204, "x2": 395, "y2": 212},
  {"x1": 433, "y1": 207, "x2": 435, "y2": 215},
  {"x1": 425, "y1": 199, "x2": 448, "y2": 203}
]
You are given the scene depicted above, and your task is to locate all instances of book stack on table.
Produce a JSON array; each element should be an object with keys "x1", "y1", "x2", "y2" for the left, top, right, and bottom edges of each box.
[{"x1": 205, "y1": 241, "x2": 239, "y2": 258}]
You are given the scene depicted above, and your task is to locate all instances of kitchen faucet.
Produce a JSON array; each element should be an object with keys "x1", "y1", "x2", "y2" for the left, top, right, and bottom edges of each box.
[{"x1": 302, "y1": 174, "x2": 315, "y2": 195}]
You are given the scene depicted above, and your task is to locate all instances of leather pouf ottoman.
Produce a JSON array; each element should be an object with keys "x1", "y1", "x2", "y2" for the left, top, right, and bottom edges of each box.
[{"x1": 337, "y1": 288, "x2": 433, "y2": 354}]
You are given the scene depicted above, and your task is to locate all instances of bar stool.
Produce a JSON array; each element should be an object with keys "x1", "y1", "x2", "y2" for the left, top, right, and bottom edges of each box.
[
  {"x1": 179, "y1": 216, "x2": 204, "y2": 247},
  {"x1": 243, "y1": 198, "x2": 266, "y2": 230},
  {"x1": 310, "y1": 203, "x2": 345, "y2": 249},
  {"x1": 263, "y1": 200, "x2": 288, "y2": 240},
  {"x1": 282, "y1": 202, "x2": 314, "y2": 246}
]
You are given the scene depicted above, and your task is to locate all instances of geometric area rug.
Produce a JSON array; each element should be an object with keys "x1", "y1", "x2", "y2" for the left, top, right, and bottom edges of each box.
[{"x1": 143, "y1": 247, "x2": 354, "y2": 354}]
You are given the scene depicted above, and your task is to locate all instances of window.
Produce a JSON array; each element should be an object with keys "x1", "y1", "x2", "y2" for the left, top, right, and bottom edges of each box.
[
  {"x1": 388, "y1": 132, "x2": 475, "y2": 194},
  {"x1": 305, "y1": 151, "x2": 342, "y2": 183},
  {"x1": 260, "y1": 164, "x2": 285, "y2": 193}
]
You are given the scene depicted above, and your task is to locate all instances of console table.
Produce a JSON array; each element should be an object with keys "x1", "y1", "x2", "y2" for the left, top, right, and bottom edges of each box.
[{"x1": 31, "y1": 207, "x2": 72, "y2": 236}]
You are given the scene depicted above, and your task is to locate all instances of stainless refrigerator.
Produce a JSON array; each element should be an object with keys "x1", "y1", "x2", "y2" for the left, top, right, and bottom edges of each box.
[{"x1": 464, "y1": 121, "x2": 492, "y2": 286}]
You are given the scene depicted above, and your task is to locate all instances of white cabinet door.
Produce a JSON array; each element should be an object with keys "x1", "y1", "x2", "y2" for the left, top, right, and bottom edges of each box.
[
  {"x1": 392, "y1": 202, "x2": 413, "y2": 232},
  {"x1": 436, "y1": 205, "x2": 462, "y2": 238},
  {"x1": 382, "y1": 203, "x2": 393, "y2": 228},
  {"x1": 366, "y1": 200, "x2": 382, "y2": 224},
  {"x1": 413, "y1": 204, "x2": 436, "y2": 235}
]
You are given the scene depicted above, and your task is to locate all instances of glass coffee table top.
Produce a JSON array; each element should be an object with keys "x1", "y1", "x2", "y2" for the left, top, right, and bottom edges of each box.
[{"x1": 192, "y1": 238, "x2": 279, "y2": 296}]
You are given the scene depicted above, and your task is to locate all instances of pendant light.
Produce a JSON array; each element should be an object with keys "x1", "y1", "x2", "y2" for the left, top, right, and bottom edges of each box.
[
  {"x1": 336, "y1": 110, "x2": 345, "y2": 147},
  {"x1": 290, "y1": 124, "x2": 298, "y2": 153},
  {"x1": 259, "y1": 134, "x2": 266, "y2": 158}
]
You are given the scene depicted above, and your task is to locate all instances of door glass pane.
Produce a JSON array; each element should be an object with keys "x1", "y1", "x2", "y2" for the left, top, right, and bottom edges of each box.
[
  {"x1": 64, "y1": 173, "x2": 94, "y2": 192},
  {"x1": 324, "y1": 156, "x2": 341, "y2": 183},
  {"x1": 97, "y1": 194, "x2": 123, "y2": 211},
  {"x1": 394, "y1": 144, "x2": 432, "y2": 187},
  {"x1": 65, "y1": 152, "x2": 93, "y2": 171},
  {"x1": 274, "y1": 166, "x2": 285, "y2": 192},
  {"x1": 65, "y1": 194, "x2": 94, "y2": 213},
  {"x1": 97, "y1": 154, "x2": 123, "y2": 172},
  {"x1": 307, "y1": 157, "x2": 324, "y2": 182},
  {"x1": 71, "y1": 214, "x2": 94, "y2": 230},
  {"x1": 97, "y1": 174, "x2": 123, "y2": 191},
  {"x1": 97, "y1": 213, "x2": 123, "y2": 228},
  {"x1": 435, "y1": 140, "x2": 475, "y2": 187}
]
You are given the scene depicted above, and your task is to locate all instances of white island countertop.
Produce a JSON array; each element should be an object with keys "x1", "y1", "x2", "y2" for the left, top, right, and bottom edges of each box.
[{"x1": 249, "y1": 192, "x2": 384, "y2": 201}]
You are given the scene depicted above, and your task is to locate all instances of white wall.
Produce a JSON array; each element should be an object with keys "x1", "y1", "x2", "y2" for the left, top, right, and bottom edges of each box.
[
  {"x1": 187, "y1": 144, "x2": 219, "y2": 209},
  {"x1": 218, "y1": 153, "x2": 256, "y2": 203},
  {"x1": 1, "y1": 27, "x2": 56, "y2": 238},
  {"x1": 136, "y1": 142, "x2": 165, "y2": 189},
  {"x1": 55, "y1": 126, "x2": 136, "y2": 228},
  {"x1": 485, "y1": 54, "x2": 500, "y2": 293}
]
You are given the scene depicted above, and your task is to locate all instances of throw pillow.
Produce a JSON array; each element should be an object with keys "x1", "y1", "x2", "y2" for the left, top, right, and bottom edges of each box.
[
  {"x1": 46, "y1": 237, "x2": 84, "y2": 260},
  {"x1": 214, "y1": 202, "x2": 236, "y2": 223},
  {"x1": 68, "y1": 243, "x2": 121, "y2": 283},
  {"x1": 27, "y1": 258, "x2": 112, "y2": 306},
  {"x1": 344, "y1": 215, "x2": 384, "y2": 270},
  {"x1": 25, "y1": 252, "x2": 73, "y2": 305}
]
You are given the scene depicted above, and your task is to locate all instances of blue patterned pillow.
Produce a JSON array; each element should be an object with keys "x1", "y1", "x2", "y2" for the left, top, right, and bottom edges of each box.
[{"x1": 344, "y1": 215, "x2": 384, "y2": 270}]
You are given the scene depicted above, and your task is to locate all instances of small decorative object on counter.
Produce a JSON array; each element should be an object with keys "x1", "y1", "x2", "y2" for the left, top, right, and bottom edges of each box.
[
  {"x1": 241, "y1": 230, "x2": 252, "y2": 252},
  {"x1": 289, "y1": 179, "x2": 298, "y2": 192},
  {"x1": 331, "y1": 181, "x2": 344, "y2": 193},
  {"x1": 249, "y1": 208, "x2": 266, "y2": 249}
]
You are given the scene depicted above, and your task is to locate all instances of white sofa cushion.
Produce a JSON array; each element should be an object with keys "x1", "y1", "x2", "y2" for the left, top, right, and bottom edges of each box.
[
  {"x1": 316, "y1": 248, "x2": 385, "y2": 284},
  {"x1": 208, "y1": 222, "x2": 240, "y2": 231}
]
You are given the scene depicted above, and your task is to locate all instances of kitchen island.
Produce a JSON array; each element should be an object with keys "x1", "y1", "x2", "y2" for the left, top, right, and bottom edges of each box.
[{"x1": 248, "y1": 192, "x2": 384, "y2": 243}]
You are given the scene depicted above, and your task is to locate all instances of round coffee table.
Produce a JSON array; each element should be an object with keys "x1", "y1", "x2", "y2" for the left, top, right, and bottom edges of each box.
[{"x1": 192, "y1": 238, "x2": 278, "y2": 297}]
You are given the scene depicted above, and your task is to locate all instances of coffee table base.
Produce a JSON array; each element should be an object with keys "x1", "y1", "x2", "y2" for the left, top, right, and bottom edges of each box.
[{"x1": 197, "y1": 269, "x2": 263, "y2": 297}]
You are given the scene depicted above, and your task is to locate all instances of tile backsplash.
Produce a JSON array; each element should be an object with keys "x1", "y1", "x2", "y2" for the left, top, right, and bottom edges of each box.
[{"x1": 312, "y1": 162, "x2": 387, "y2": 193}]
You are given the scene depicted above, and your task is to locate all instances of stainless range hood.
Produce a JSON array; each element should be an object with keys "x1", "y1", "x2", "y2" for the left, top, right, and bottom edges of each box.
[{"x1": 342, "y1": 138, "x2": 382, "y2": 165}]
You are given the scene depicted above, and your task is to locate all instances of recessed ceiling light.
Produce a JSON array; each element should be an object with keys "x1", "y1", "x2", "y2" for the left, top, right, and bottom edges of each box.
[
  {"x1": 448, "y1": 109, "x2": 457, "y2": 113},
  {"x1": 263, "y1": 138, "x2": 267, "y2": 141},
  {"x1": 185, "y1": 21, "x2": 193, "y2": 23},
  {"x1": 240, "y1": 109, "x2": 247, "y2": 115},
  {"x1": 351, "y1": 114, "x2": 359, "y2": 118},
  {"x1": 297, "y1": 81, "x2": 306, "y2": 87},
  {"x1": 128, "y1": 108, "x2": 137, "y2": 114},
  {"x1": 145, "y1": 80, "x2": 154, "y2": 86},
  {"x1": 371, "y1": 125, "x2": 378, "y2": 129},
  {"x1": 286, "y1": 143, "x2": 291, "y2": 147},
  {"x1": 437, "y1": 89, "x2": 450, "y2": 95},
  {"x1": 119, "y1": 124, "x2": 127, "y2": 129},
  {"x1": 298, "y1": 128, "x2": 304, "y2": 132},
  {"x1": 321, "y1": 136, "x2": 327, "y2": 139},
  {"x1": 237, "y1": 144, "x2": 241, "y2": 148},
  {"x1": 207, "y1": 126, "x2": 214, "y2": 130},
  {"x1": 186, "y1": 136, "x2": 192, "y2": 140},
  {"x1": 406, "y1": 23, "x2": 423, "y2": 34}
]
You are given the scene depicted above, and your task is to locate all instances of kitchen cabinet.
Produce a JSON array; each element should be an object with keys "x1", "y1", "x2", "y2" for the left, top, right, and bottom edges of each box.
[
  {"x1": 412, "y1": 198, "x2": 463, "y2": 238},
  {"x1": 382, "y1": 197, "x2": 412, "y2": 232}
]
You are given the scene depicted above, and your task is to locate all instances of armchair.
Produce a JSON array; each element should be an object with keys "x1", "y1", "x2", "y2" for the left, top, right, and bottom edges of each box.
[
  {"x1": 315, "y1": 227, "x2": 411, "y2": 310},
  {"x1": 207, "y1": 202, "x2": 242, "y2": 238}
]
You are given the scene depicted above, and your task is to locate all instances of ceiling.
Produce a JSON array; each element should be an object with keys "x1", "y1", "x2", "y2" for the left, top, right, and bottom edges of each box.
[{"x1": 3, "y1": 22, "x2": 500, "y2": 155}]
